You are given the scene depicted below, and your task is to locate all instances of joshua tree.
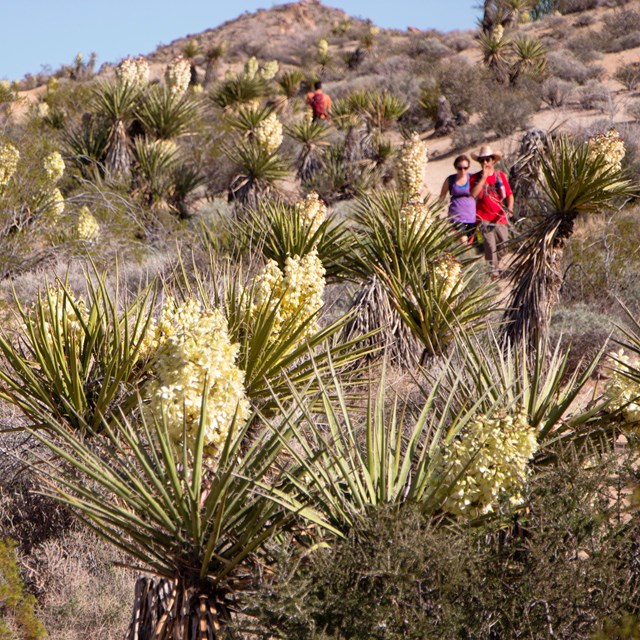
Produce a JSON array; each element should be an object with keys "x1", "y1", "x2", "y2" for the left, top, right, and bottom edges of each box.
[
  {"x1": 203, "y1": 42, "x2": 226, "y2": 87},
  {"x1": 509, "y1": 34, "x2": 547, "y2": 85},
  {"x1": 286, "y1": 118, "x2": 330, "y2": 183},
  {"x1": 503, "y1": 135, "x2": 636, "y2": 347}
]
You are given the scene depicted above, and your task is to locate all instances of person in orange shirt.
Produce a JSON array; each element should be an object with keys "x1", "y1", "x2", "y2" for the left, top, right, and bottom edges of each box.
[{"x1": 306, "y1": 81, "x2": 332, "y2": 121}]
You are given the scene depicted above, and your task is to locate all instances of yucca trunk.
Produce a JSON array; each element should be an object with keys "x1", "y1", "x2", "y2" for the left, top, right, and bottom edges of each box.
[
  {"x1": 105, "y1": 119, "x2": 132, "y2": 182},
  {"x1": 342, "y1": 276, "x2": 420, "y2": 368},
  {"x1": 127, "y1": 576, "x2": 232, "y2": 640}
]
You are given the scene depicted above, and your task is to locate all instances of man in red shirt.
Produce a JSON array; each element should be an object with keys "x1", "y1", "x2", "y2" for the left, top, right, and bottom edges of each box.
[
  {"x1": 469, "y1": 145, "x2": 514, "y2": 279},
  {"x1": 306, "y1": 81, "x2": 332, "y2": 121}
]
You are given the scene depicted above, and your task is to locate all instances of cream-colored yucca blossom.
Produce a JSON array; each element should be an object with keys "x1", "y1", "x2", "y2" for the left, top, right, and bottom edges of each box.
[
  {"x1": 317, "y1": 39, "x2": 329, "y2": 57},
  {"x1": 76, "y1": 206, "x2": 100, "y2": 241},
  {"x1": 0, "y1": 80, "x2": 10, "y2": 92},
  {"x1": 295, "y1": 192, "x2": 327, "y2": 237},
  {"x1": 493, "y1": 24, "x2": 504, "y2": 43},
  {"x1": 37, "y1": 102, "x2": 50, "y2": 119},
  {"x1": 254, "y1": 112, "x2": 283, "y2": 154},
  {"x1": 43, "y1": 151, "x2": 65, "y2": 182},
  {"x1": 165, "y1": 57, "x2": 191, "y2": 98},
  {"x1": 259, "y1": 60, "x2": 279, "y2": 81},
  {"x1": 45, "y1": 188, "x2": 65, "y2": 220},
  {"x1": 441, "y1": 407, "x2": 538, "y2": 519},
  {"x1": 605, "y1": 349, "x2": 640, "y2": 424},
  {"x1": 254, "y1": 250, "x2": 326, "y2": 340},
  {"x1": 0, "y1": 142, "x2": 19, "y2": 189},
  {"x1": 145, "y1": 299, "x2": 249, "y2": 456},
  {"x1": 397, "y1": 132, "x2": 428, "y2": 198},
  {"x1": 243, "y1": 56, "x2": 260, "y2": 80},
  {"x1": 588, "y1": 128, "x2": 625, "y2": 174},
  {"x1": 400, "y1": 199, "x2": 433, "y2": 228},
  {"x1": 433, "y1": 253, "x2": 462, "y2": 297},
  {"x1": 116, "y1": 56, "x2": 150, "y2": 88},
  {"x1": 370, "y1": 26, "x2": 380, "y2": 36}
]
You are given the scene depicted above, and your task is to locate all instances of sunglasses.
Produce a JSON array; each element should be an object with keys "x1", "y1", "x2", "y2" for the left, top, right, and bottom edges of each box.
[
  {"x1": 456, "y1": 165, "x2": 470, "y2": 170},
  {"x1": 479, "y1": 156, "x2": 494, "y2": 163}
]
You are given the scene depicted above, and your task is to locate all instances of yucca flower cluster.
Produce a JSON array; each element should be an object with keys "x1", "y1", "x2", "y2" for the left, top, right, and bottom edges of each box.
[
  {"x1": 116, "y1": 56, "x2": 150, "y2": 88},
  {"x1": 0, "y1": 141, "x2": 19, "y2": 190},
  {"x1": 400, "y1": 199, "x2": 433, "y2": 228},
  {"x1": 605, "y1": 349, "x2": 640, "y2": 424},
  {"x1": 317, "y1": 39, "x2": 329, "y2": 58},
  {"x1": 295, "y1": 192, "x2": 327, "y2": 237},
  {"x1": 440, "y1": 407, "x2": 538, "y2": 519},
  {"x1": 588, "y1": 128, "x2": 625, "y2": 174},
  {"x1": 46, "y1": 188, "x2": 65, "y2": 221},
  {"x1": 165, "y1": 57, "x2": 191, "y2": 98},
  {"x1": 254, "y1": 112, "x2": 283, "y2": 154},
  {"x1": 243, "y1": 56, "x2": 260, "y2": 80},
  {"x1": 433, "y1": 254, "x2": 462, "y2": 297},
  {"x1": 145, "y1": 298, "x2": 249, "y2": 456},
  {"x1": 397, "y1": 132, "x2": 428, "y2": 198},
  {"x1": 259, "y1": 60, "x2": 279, "y2": 81},
  {"x1": 76, "y1": 206, "x2": 100, "y2": 241},
  {"x1": 254, "y1": 250, "x2": 326, "y2": 340},
  {"x1": 492, "y1": 24, "x2": 505, "y2": 43},
  {"x1": 43, "y1": 151, "x2": 65, "y2": 182}
]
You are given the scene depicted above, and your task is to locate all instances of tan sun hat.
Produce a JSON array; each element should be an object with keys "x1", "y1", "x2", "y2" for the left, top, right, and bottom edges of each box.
[{"x1": 471, "y1": 145, "x2": 503, "y2": 162}]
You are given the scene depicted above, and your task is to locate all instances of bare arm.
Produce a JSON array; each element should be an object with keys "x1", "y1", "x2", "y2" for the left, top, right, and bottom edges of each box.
[
  {"x1": 506, "y1": 193, "x2": 514, "y2": 215},
  {"x1": 439, "y1": 178, "x2": 450, "y2": 202}
]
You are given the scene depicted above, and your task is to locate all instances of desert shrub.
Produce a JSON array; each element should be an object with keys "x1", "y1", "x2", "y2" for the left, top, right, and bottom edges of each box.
[
  {"x1": 479, "y1": 84, "x2": 540, "y2": 137},
  {"x1": 566, "y1": 32, "x2": 605, "y2": 62},
  {"x1": 542, "y1": 76, "x2": 577, "y2": 107},
  {"x1": 615, "y1": 62, "x2": 640, "y2": 91},
  {"x1": 436, "y1": 57, "x2": 488, "y2": 116},
  {"x1": 410, "y1": 36, "x2": 452, "y2": 61},
  {"x1": 450, "y1": 122, "x2": 486, "y2": 150},
  {"x1": 628, "y1": 99, "x2": 640, "y2": 123},
  {"x1": 573, "y1": 12, "x2": 596, "y2": 26},
  {"x1": 559, "y1": 0, "x2": 599, "y2": 13},
  {"x1": 547, "y1": 50, "x2": 604, "y2": 84},
  {"x1": 603, "y1": 8, "x2": 640, "y2": 43},
  {"x1": 578, "y1": 80, "x2": 612, "y2": 111},
  {"x1": 252, "y1": 452, "x2": 640, "y2": 640},
  {"x1": 443, "y1": 31, "x2": 475, "y2": 52}
]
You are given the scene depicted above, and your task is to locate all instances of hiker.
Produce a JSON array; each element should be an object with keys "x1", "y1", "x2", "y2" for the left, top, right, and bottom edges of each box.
[
  {"x1": 439, "y1": 154, "x2": 477, "y2": 245},
  {"x1": 306, "y1": 81, "x2": 331, "y2": 121},
  {"x1": 469, "y1": 145, "x2": 514, "y2": 279}
]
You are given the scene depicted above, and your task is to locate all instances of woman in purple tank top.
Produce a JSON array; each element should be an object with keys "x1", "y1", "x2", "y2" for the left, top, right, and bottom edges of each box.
[{"x1": 439, "y1": 154, "x2": 477, "y2": 244}]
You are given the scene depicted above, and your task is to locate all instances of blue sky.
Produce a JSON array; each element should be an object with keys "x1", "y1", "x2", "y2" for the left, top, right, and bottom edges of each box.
[{"x1": 2, "y1": 1, "x2": 479, "y2": 82}]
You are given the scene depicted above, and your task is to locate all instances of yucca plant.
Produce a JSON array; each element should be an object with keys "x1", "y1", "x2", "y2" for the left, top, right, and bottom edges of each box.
[
  {"x1": 428, "y1": 329, "x2": 613, "y2": 460},
  {"x1": 286, "y1": 118, "x2": 331, "y2": 183},
  {"x1": 503, "y1": 135, "x2": 637, "y2": 346},
  {"x1": 92, "y1": 81, "x2": 142, "y2": 181},
  {"x1": 133, "y1": 137, "x2": 180, "y2": 206},
  {"x1": 62, "y1": 117, "x2": 110, "y2": 181},
  {"x1": 277, "y1": 69, "x2": 304, "y2": 99},
  {"x1": 135, "y1": 85, "x2": 201, "y2": 140},
  {"x1": 24, "y1": 397, "x2": 336, "y2": 639},
  {"x1": 509, "y1": 35, "x2": 547, "y2": 84},
  {"x1": 268, "y1": 360, "x2": 523, "y2": 534},
  {"x1": 243, "y1": 199, "x2": 350, "y2": 282},
  {"x1": 210, "y1": 74, "x2": 267, "y2": 109},
  {"x1": 225, "y1": 141, "x2": 289, "y2": 210},
  {"x1": 223, "y1": 103, "x2": 272, "y2": 138},
  {"x1": 477, "y1": 29, "x2": 511, "y2": 83},
  {"x1": 203, "y1": 42, "x2": 226, "y2": 87},
  {"x1": 0, "y1": 272, "x2": 156, "y2": 433}
]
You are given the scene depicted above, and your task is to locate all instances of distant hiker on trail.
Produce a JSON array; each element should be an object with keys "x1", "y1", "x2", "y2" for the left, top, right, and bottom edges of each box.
[
  {"x1": 470, "y1": 145, "x2": 514, "y2": 280},
  {"x1": 440, "y1": 154, "x2": 477, "y2": 245},
  {"x1": 306, "y1": 81, "x2": 332, "y2": 121}
]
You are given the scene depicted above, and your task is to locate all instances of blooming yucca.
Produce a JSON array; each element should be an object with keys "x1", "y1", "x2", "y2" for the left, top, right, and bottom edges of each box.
[
  {"x1": 43, "y1": 151, "x2": 65, "y2": 182},
  {"x1": 254, "y1": 250, "x2": 326, "y2": 340},
  {"x1": 588, "y1": 128, "x2": 625, "y2": 174},
  {"x1": 165, "y1": 57, "x2": 191, "y2": 98},
  {"x1": 243, "y1": 56, "x2": 260, "y2": 80},
  {"x1": 116, "y1": 56, "x2": 150, "y2": 88},
  {"x1": 317, "y1": 39, "x2": 329, "y2": 57},
  {"x1": 397, "y1": 132, "x2": 428, "y2": 198},
  {"x1": 76, "y1": 206, "x2": 100, "y2": 241},
  {"x1": 400, "y1": 199, "x2": 433, "y2": 228},
  {"x1": 254, "y1": 112, "x2": 283, "y2": 154},
  {"x1": 433, "y1": 254, "x2": 462, "y2": 297},
  {"x1": 605, "y1": 349, "x2": 640, "y2": 424},
  {"x1": 259, "y1": 60, "x2": 279, "y2": 81},
  {"x1": 0, "y1": 141, "x2": 19, "y2": 189},
  {"x1": 440, "y1": 407, "x2": 538, "y2": 518},
  {"x1": 295, "y1": 192, "x2": 327, "y2": 237},
  {"x1": 44, "y1": 188, "x2": 65, "y2": 220},
  {"x1": 493, "y1": 24, "x2": 505, "y2": 43},
  {"x1": 145, "y1": 298, "x2": 249, "y2": 456}
]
